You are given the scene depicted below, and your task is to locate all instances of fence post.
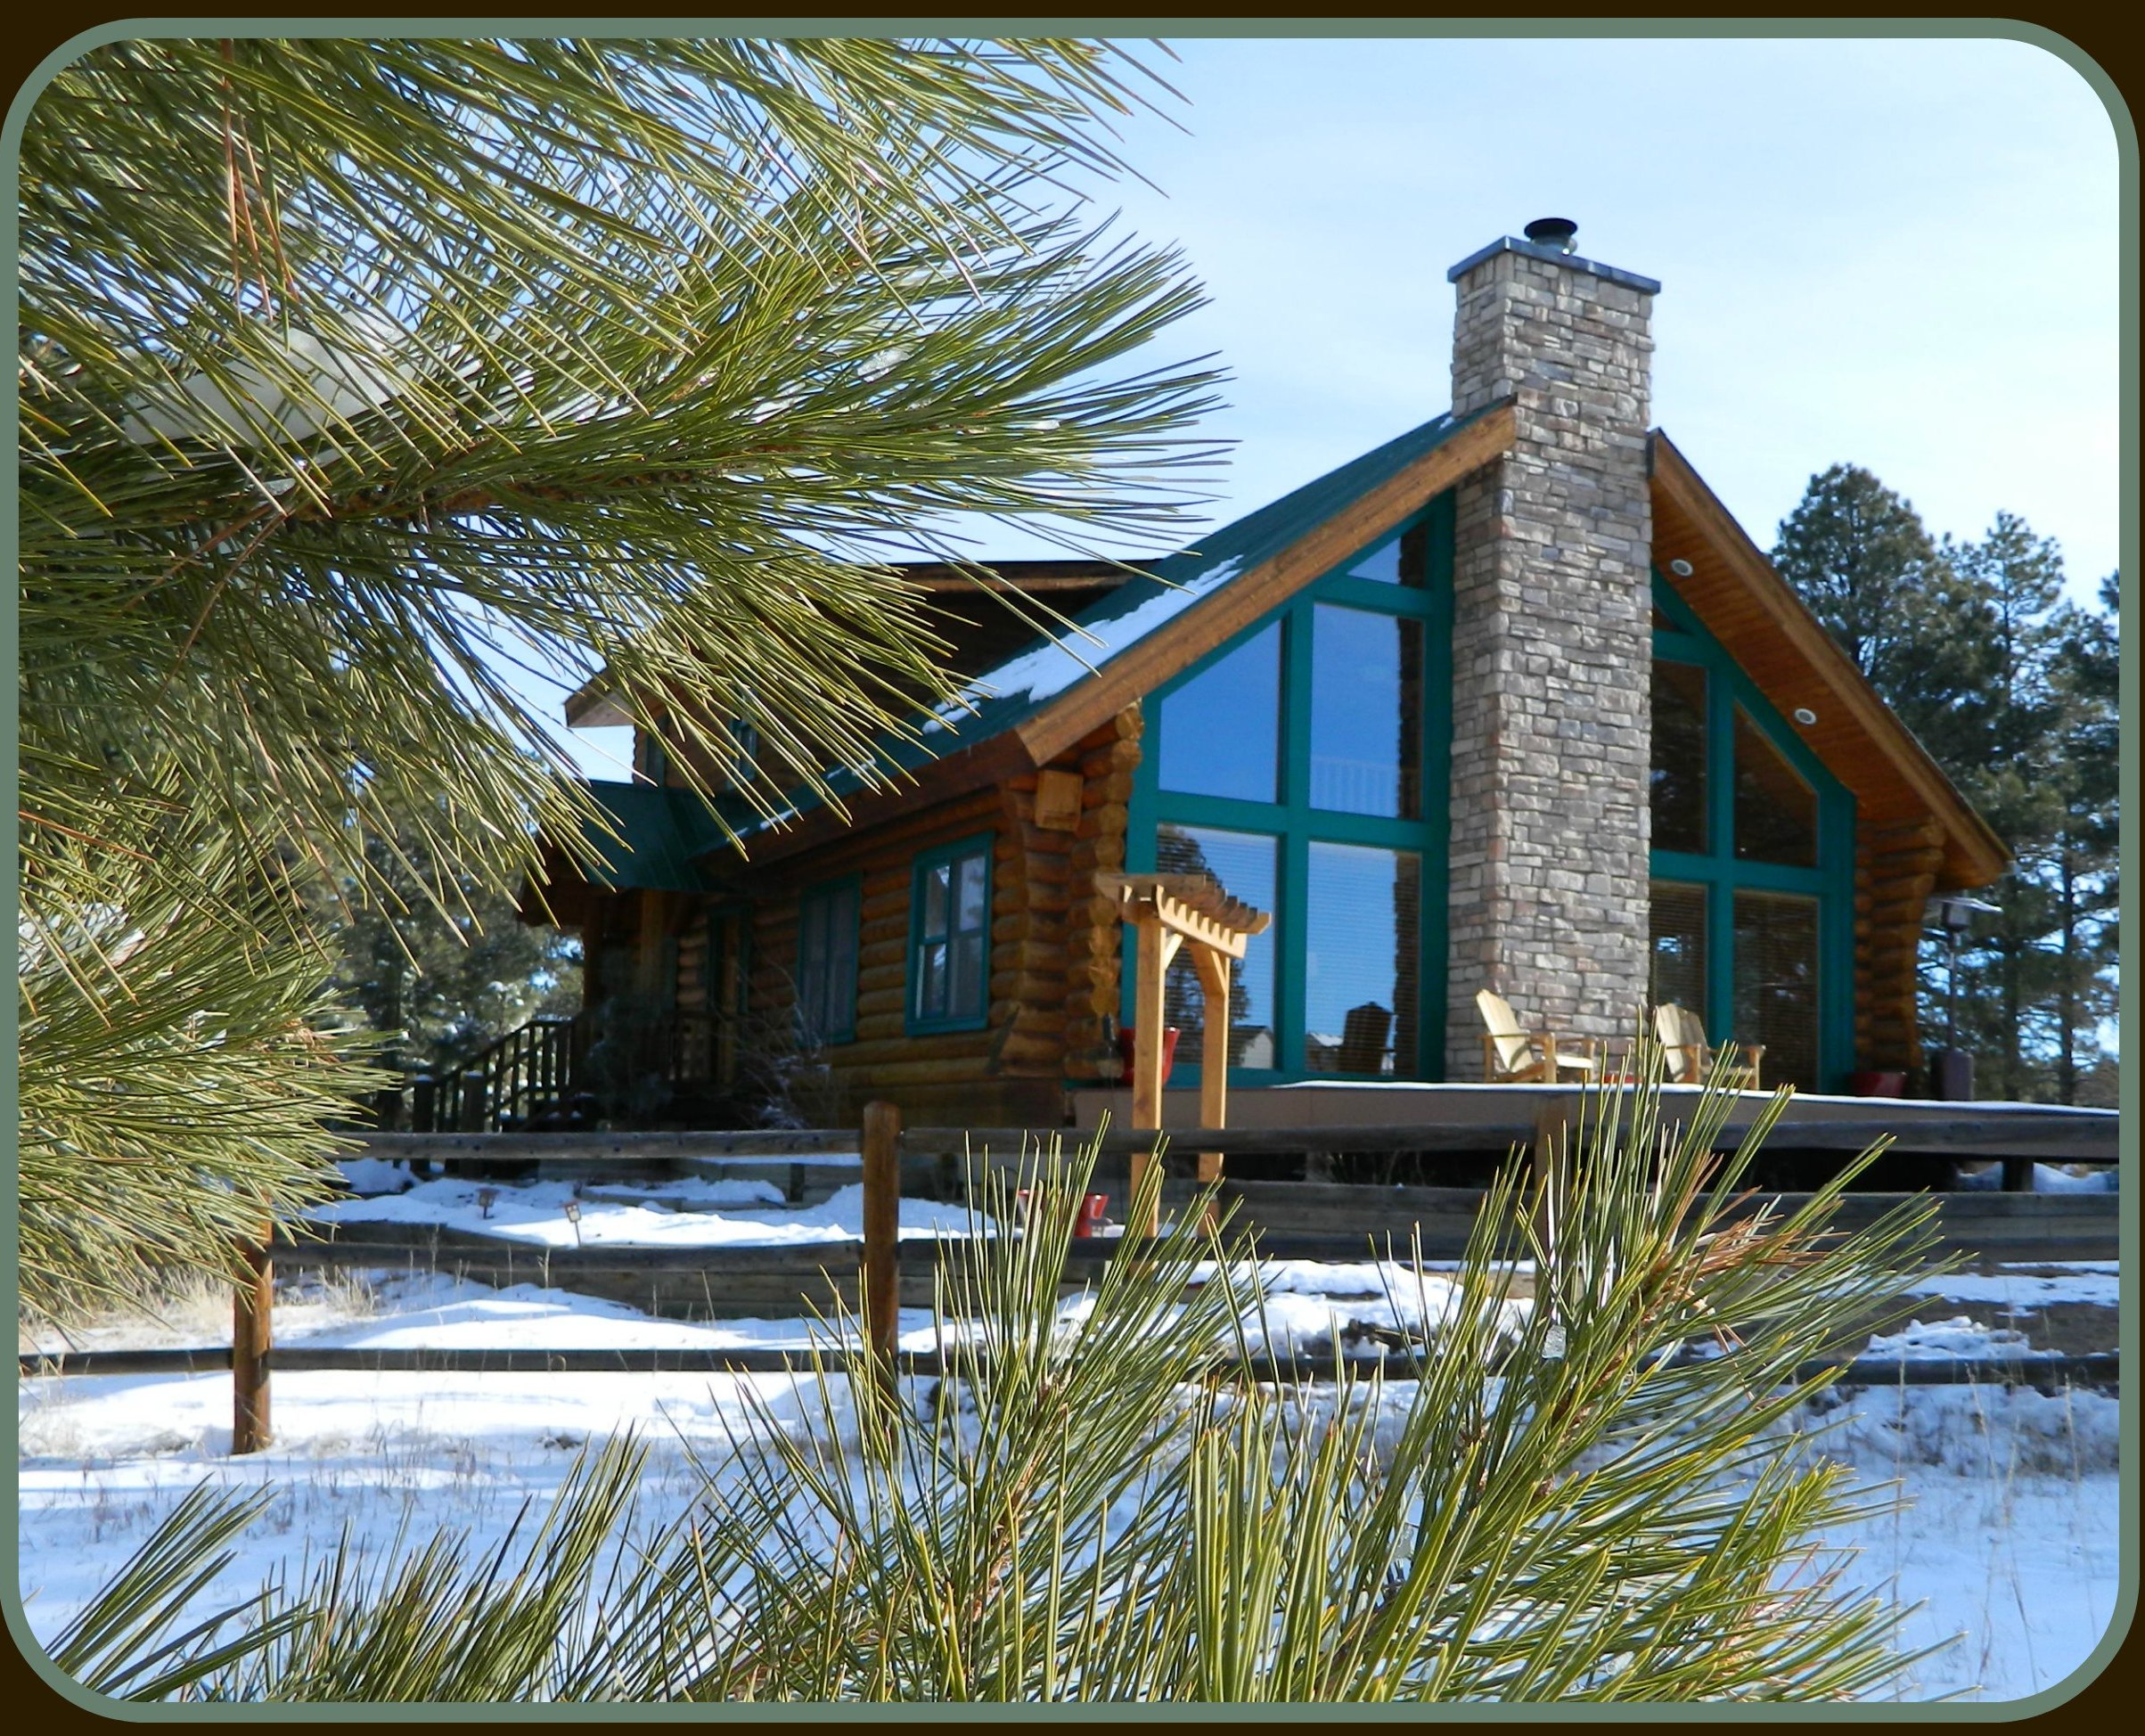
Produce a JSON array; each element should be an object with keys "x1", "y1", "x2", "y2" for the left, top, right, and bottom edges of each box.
[
  {"x1": 861, "y1": 1101, "x2": 902, "y2": 1396},
  {"x1": 411, "y1": 1074, "x2": 437, "y2": 1134},
  {"x1": 233, "y1": 1224, "x2": 273, "y2": 1454}
]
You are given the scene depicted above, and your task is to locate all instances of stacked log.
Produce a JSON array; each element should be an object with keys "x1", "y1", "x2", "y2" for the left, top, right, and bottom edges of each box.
[
  {"x1": 1063, "y1": 707, "x2": 1143, "y2": 1085},
  {"x1": 1854, "y1": 817, "x2": 1944, "y2": 1073},
  {"x1": 747, "y1": 785, "x2": 1009, "y2": 1104},
  {"x1": 674, "y1": 906, "x2": 711, "y2": 1019}
]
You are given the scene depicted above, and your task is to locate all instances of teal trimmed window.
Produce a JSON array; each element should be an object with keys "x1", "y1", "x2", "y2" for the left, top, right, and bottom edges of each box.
[
  {"x1": 1650, "y1": 576, "x2": 1856, "y2": 1091},
  {"x1": 796, "y1": 875, "x2": 861, "y2": 1045},
  {"x1": 907, "y1": 833, "x2": 994, "y2": 1034},
  {"x1": 1126, "y1": 493, "x2": 1454, "y2": 1085}
]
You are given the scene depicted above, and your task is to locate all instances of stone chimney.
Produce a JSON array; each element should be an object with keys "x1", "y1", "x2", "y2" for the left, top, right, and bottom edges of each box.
[{"x1": 1443, "y1": 223, "x2": 1659, "y2": 1074}]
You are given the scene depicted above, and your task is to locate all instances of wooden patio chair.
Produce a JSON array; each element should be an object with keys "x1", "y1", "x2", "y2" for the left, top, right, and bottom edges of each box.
[
  {"x1": 1652, "y1": 1003, "x2": 1764, "y2": 1090},
  {"x1": 1476, "y1": 989, "x2": 1602, "y2": 1084}
]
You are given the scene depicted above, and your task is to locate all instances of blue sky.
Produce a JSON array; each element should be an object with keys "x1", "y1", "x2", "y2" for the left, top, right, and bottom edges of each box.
[{"x1": 561, "y1": 29, "x2": 2125, "y2": 776}]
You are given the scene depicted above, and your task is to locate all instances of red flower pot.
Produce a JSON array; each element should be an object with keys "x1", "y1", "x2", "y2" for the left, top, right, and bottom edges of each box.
[
  {"x1": 1848, "y1": 1070, "x2": 1907, "y2": 1098},
  {"x1": 1117, "y1": 1026, "x2": 1182, "y2": 1087}
]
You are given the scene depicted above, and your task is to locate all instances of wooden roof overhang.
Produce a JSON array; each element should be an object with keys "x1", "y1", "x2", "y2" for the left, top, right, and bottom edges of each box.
[{"x1": 1649, "y1": 431, "x2": 2009, "y2": 892}]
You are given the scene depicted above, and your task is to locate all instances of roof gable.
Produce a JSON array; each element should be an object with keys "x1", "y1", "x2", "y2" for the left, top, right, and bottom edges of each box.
[{"x1": 1648, "y1": 431, "x2": 2008, "y2": 890}]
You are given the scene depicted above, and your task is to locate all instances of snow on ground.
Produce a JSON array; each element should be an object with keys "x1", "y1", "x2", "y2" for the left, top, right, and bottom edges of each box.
[
  {"x1": 15, "y1": 1211, "x2": 2125, "y2": 1703},
  {"x1": 312, "y1": 1176, "x2": 987, "y2": 1249},
  {"x1": 1953, "y1": 1162, "x2": 2118, "y2": 1193},
  {"x1": 1903, "y1": 1265, "x2": 2121, "y2": 1308}
]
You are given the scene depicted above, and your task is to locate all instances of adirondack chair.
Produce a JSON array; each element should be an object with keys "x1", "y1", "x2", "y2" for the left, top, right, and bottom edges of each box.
[
  {"x1": 1652, "y1": 1002, "x2": 1764, "y2": 1090},
  {"x1": 1476, "y1": 989, "x2": 1602, "y2": 1084}
]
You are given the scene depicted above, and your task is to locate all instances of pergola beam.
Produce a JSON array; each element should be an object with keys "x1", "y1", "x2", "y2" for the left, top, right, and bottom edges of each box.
[{"x1": 1100, "y1": 872, "x2": 1270, "y2": 1235}]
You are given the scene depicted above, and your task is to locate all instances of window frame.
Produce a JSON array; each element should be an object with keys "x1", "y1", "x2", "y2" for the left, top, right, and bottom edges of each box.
[
  {"x1": 1650, "y1": 573, "x2": 1856, "y2": 1090},
  {"x1": 795, "y1": 873, "x2": 862, "y2": 1047},
  {"x1": 1126, "y1": 493, "x2": 1455, "y2": 1086},
  {"x1": 905, "y1": 832, "x2": 995, "y2": 1036}
]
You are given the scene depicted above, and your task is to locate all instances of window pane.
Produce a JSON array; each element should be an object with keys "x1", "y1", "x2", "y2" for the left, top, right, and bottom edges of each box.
[
  {"x1": 1650, "y1": 661, "x2": 1707, "y2": 854},
  {"x1": 1309, "y1": 605, "x2": 1422, "y2": 818},
  {"x1": 798, "y1": 897, "x2": 828, "y2": 1035},
  {"x1": 1341, "y1": 523, "x2": 1426, "y2": 586},
  {"x1": 1649, "y1": 880, "x2": 1707, "y2": 1016},
  {"x1": 1733, "y1": 709, "x2": 1817, "y2": 866},
  {"x1": 1303, "y1": 842, "x2": 1420, "y2": 1074},
  {"x1": 917, "y1": 940, "x2": 947, "y2": 1019},
  {"x1": 831, "y1": 883, "x2": 859, "y2": 987},
  {"x1": 950, "y1": 933, "x2": 985, "y2": 1019},
  {"x1": 955, "y1": 852, "x2": 989, "y2": 933},
  {"x1": 1157, "y1": 623, "x2": 1281, "y2": 803},
  {"x1": 923, "y1": 862, "x2": 950, "y2": 938},
  {"x1": 1733, "y1": 890, "x2": 1820, "y2": 1090},
  {"x1": 1157, "y1": 824, "x2": 1277, "y2": 1070}
]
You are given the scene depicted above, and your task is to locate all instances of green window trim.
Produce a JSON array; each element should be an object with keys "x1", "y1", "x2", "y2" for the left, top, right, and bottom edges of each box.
[
  {"x1": 1126, "y1": 492, "x2": 1455, "y2": 1088},
  {"x1": 1651, "y1": 573, "x2": 1857, "y2": 1090},
  {"x1": 796, "y1": 873, "x2": 862, "y2": 1046},
  {"x1": 905, "y1": 832, "x2": 995, "y2": 1036}
]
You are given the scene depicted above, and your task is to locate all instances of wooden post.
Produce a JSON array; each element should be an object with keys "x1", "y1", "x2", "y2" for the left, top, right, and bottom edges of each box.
[
  {"x1": 1192, "y1": 948, "x2": 1231, "y2": 1230},
  {"x1": 860, "y1": 1101, "x2": 902, "y2": 1394},
  {"x1": 1528, "y1": 1093, "x2": 1577, "y2": 1260},
  {"x1": 232, "y1": 1227, "x2": 273, "y2": 1454},
  {"x1": 1129, "y1": 912, "x2": 1177, "y2": 1240},
  {"x1": 1130, "y1": 912, "x2": 1169, "y2": 1132}
]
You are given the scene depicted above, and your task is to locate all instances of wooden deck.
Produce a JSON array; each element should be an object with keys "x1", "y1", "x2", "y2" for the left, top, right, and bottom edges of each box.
[{"x1": 1066, "y1": 1082, "x2": 2120, "y2": 1164}]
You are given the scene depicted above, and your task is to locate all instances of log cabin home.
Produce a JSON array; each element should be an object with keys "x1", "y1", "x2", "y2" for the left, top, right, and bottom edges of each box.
[{"x1": 521, "y1": 222, "x2": 2008, "y2": 1132}]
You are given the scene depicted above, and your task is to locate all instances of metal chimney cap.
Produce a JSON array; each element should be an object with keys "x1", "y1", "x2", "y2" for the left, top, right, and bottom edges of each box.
[{"x1": 1524, "y1": 217, "x2": 1579, "y2": 253}]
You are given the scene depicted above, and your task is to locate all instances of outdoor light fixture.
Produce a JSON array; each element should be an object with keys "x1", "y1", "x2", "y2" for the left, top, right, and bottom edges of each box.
[
  {"x1": 561, "y1": 1197, "x2": 585, "y2": 1249},
  {"x1": 1793, "y1": 707, "x2": 1818, "y2": 726},
  {"x1": 1668, "y1": 558, "x2": 1694, "y2": 577},
  {"x1": 1926, "y1": 894, "x2": 2004, "y2": 1078},
  {"x1": 1933, "y1": 895, "x2": 2002, "y2": 934},
  {"x1": 475, "y1": 1187, "x2": 498, "y2": 1220}
]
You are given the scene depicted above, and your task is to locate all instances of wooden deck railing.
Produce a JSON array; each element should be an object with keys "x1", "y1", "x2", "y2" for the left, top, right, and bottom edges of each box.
[
  {"x1": 405, "y1": 1011, "x2": 718, "y2": 1134},
  {"x1": 23, "y1": 1110, "x2": 2117, "y2": 1456}
]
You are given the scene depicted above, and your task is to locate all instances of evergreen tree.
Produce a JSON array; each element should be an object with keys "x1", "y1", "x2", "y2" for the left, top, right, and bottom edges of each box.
[
  {"x1": 1769, "y1": 463, "x2": 1994, "y2": 751},
  {"x1": 16, "y1": 35, "x2": 1223, "y2": 1320},
  {"x1": 313, "y1": 827, "x2": 584, "y2": 1081},
  {"x1": 2026, "y1": 575, "x2": 2119, "y2": 1105},
  {"x1": 1772, "y1": 478, "x2": 2119, "y2": 1102}
]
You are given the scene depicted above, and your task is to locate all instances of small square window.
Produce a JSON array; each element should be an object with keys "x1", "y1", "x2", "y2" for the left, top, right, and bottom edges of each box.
[{"x1": 909, "y1": 835, "x2": 993, "y2": 1032}]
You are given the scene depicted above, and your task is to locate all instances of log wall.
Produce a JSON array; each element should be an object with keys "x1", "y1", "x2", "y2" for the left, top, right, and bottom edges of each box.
[
  {"x1": 732, "y1": 704, "x2": 1143, "y2": 1125},
  {"x1": 1854, "y1": 817, "x2": 1944, "y2": 1074}
]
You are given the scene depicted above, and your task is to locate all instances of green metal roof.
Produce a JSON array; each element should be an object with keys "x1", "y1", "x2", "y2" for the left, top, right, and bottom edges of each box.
[
  {"x1": 710, "y1": 401, "x2": 1495, "y2": 843},
  {"x1": 575, "y1": 780, "x2": 730, "y2": 892}
]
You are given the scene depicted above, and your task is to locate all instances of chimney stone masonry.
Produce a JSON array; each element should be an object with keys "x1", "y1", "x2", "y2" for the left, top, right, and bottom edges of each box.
[{"x1": 1443, "y1": 227, "x2": 1659, "y2": 1076}]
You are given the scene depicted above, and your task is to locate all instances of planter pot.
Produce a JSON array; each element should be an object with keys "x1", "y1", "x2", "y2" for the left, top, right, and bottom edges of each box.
[
  {"x1": 1847, "y1": 1069, "x2": 1908, "y2": 1098},
  {"x1": 1117, "y1": 1026, "x2": 1182, "y2": 1087}
]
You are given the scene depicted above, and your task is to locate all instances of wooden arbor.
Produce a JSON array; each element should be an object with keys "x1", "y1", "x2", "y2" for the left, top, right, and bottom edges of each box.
[{"x1": 1099, "y1": 872, "x2": 1272, "y2": 1229}]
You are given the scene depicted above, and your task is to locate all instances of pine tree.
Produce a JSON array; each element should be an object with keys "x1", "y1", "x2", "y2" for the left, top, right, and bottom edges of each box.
[
  {"x1": 1768, "y1": 463, "x2": 1995, "y2": 751},
  {"x1": 312, "y1": 826, "x2": 584, "y2": 1082},
  {"x1": 1772, "y1": 477, "x2": 2118, "y2": 1103},
  {"x1": 16, "y1": 35, "x2": 1223, "y2": 1319},
  {"x1": 2037, "y1": 576, "x2": 2119, "y2": 1105}
]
